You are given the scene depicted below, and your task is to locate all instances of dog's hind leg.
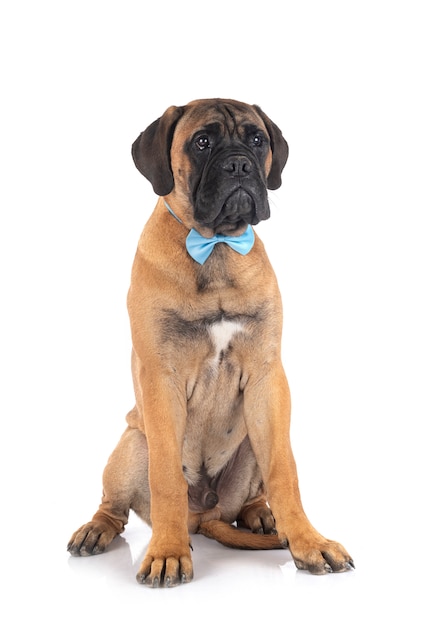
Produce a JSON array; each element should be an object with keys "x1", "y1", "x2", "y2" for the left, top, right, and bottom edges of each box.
[
  {"x1": 237, "y1": 496, "x2": 289, "y2": 546},
  {"x1": 67, "y1": 424, "x2": 150, "y2": 556}
]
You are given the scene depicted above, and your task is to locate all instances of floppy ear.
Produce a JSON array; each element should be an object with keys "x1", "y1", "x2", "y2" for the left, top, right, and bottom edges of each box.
[
  {"x1": 253, "y1": 105, "x2": 289, "y2": 190},
  {"x1": 131, "y1": 105, "x2": 185, "y2": 196}
]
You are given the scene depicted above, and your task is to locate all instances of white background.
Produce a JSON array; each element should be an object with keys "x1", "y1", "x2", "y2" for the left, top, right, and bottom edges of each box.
[{"x1": 1, "y1": 1, "x2": 424, "y2": 623}]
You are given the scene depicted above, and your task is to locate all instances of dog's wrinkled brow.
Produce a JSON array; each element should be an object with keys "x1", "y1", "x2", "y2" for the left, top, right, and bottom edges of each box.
[{"x1": 190, "y1": 122, "x2": 221, "y2": 140}]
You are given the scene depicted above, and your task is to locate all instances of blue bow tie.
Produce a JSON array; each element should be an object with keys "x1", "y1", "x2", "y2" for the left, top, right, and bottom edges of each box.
[
  {"x1": 185, "y1": 225, "x2": 255, "y2": 264},
  {"x1": 165, "y1": 201, "x2": 255, "y2": 265}
]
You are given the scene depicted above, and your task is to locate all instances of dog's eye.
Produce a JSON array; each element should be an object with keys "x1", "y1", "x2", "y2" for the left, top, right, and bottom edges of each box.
[
  {"x1": 195, "y1": 136, "x2": 211, "y2": 151},
  {"x1": 252, "y1": 134, "x2": 263, "y2": 147}
]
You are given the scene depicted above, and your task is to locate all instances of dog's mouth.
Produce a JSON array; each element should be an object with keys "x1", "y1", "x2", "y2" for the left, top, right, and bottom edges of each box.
[
  {"x1": 197, "y1": 187, "x2": 267, "y2": 235},
  {"x1": 192, "y1": 149, "x2": 271, "y2": 236}
]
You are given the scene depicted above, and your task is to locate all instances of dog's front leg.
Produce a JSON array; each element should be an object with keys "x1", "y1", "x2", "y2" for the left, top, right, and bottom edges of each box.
[
  {"x1": 133, "y1": 367, "x2": 192, "y2": 587},
  {"x1": 245, "y1": 363, "x2": 354, "y2": 574}
]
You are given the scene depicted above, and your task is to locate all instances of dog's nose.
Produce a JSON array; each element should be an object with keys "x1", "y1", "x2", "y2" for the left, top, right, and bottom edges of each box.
[{"x1": 222, "y1": 155, "x2": 252, "y2": 177}]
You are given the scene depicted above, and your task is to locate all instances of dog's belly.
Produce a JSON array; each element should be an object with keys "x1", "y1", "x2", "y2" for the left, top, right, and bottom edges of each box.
[{"x1": 182, "y1": 319, "x2": 248, "y2": 486}]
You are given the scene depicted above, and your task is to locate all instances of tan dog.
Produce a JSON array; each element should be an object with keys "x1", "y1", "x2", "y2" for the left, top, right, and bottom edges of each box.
[{"x1": 67, "y1": 98, "x2": 353, "y2": 586}]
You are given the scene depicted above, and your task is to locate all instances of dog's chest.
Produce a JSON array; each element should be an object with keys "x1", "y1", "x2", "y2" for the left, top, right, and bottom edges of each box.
[
  {"x1": 182, "y1": 317, "x2": 249, "y2": 481},
  {"x1": 208, "y1": 318, "x2": 244, "y2": 365}
]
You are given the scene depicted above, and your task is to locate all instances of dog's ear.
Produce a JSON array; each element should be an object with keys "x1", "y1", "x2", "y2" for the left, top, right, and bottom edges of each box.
[
  {"x1": 253, "y1": 105, "x2": 289, "y2": 190},
  {"x1": 131, "y1": 106, "x2": 185, "y2": 196}
]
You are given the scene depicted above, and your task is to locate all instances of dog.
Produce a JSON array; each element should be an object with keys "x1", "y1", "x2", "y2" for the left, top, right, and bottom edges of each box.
[{"x1": 67, "y1": 98, "x2": 354, "y2": 587}]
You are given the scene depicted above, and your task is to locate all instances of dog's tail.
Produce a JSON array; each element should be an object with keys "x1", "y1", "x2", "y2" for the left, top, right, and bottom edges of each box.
[{"x1": 197, "y1": 520, "x2": 285, "y2": 550}]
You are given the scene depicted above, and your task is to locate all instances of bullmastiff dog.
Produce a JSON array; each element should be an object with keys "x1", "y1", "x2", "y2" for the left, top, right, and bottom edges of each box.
[{"x1": 67, "y1": 98, "x2": 354, "y2": 586}]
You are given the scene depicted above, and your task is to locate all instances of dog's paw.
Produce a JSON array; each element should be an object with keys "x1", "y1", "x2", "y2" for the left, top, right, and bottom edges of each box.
[
  {"x1": 290, "y1": 535, "x2": 354, "y2": 574},
  {"x1": 67, "y1": 521, "x2": 118, "y2": 556},
  {"x1": 136, "y1": 542, "x2": 193, "y2": 587},
  {"x1": 238, "y1": 501, "x2": 286, "y2": 543},
  {"x1": 238, "y1": 501, "x2": 274, "y2": 534}
]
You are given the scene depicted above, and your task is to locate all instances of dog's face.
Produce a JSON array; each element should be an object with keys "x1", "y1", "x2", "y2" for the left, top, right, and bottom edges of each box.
[{"x1": 132, "y1": 99, "x2": 289, "y2": 237}]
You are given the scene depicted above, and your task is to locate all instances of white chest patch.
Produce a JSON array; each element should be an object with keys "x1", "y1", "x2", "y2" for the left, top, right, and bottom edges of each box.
[{"x1": 209, "y1": 319, "x2": 244, "y2": 364}]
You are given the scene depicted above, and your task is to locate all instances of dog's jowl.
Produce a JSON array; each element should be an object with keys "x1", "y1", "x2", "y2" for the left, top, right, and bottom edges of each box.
[{"x1": 67, "y1": 99, "x2": 354, "y2": 587}]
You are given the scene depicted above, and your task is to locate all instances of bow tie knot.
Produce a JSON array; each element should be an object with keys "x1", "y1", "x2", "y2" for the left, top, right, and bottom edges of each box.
[{"x1": 164, "y1": 201, "x2": 255, "y2": 265}]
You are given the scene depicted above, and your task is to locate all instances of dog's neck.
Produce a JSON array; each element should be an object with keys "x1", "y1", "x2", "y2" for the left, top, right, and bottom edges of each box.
[
  {"x1": 163, "y1": 200, "x2": 255, "y2": 265},
  {"x1": 164, "y1": 200, "x2": 184, "y2": 225}
]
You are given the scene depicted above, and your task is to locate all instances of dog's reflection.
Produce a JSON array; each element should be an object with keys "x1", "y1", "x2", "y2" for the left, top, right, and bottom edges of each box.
[{"x1": 67, "y1": 534, "x2": 147, "y2": 583}]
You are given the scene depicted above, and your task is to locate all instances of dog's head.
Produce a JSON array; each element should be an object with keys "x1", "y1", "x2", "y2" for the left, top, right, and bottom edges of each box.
[{"x1": 132, "y1": 98, "x2": 288, "y2": 237}]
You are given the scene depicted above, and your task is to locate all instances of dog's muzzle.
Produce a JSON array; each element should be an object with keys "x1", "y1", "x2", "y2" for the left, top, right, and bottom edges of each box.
[{"x1": 193, "y1": 149, "x2": 270, "y2": 235}]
